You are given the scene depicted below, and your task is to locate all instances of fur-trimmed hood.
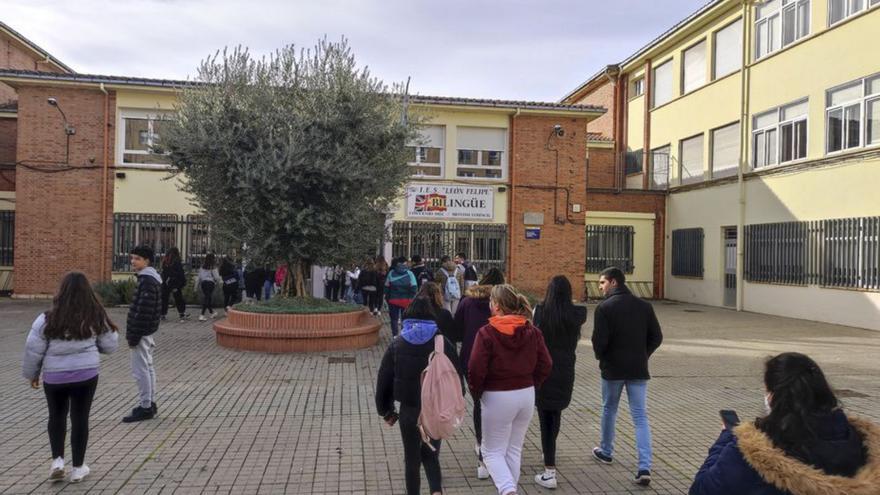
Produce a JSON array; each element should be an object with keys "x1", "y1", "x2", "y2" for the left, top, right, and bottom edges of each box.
[
  {"x1": 733, "y1": 416, "x2": 880, "y2": 495},
  {"x1": 464, "y1": 284, "x2": 492, "y2": 299}
]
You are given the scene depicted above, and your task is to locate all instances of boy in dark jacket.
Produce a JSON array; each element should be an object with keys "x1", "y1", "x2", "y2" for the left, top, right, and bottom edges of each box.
[{"x1": 123, "y1": 245, "x2": 162, "y2": 423}]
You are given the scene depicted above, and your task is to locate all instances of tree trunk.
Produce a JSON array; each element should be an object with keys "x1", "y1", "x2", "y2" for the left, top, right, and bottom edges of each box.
[{"x1": 281, "y1": 259, "x2": 310, "y2": 298}]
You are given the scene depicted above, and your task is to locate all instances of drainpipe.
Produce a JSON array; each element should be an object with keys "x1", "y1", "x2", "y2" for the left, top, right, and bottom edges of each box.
[
  {"x1": 508, "y1": 108, "x2": 520, "y2": 283},
  {"x1": 736, "y1": 1, "x2": 753, "y2": 311},
  {"x1": 99, "y1": 83, "x2": 110, "y2": 282}
]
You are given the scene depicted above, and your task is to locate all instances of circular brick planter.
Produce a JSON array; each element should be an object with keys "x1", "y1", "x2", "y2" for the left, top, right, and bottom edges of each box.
[{"x1": 213, "y1": 307, "x2": 381, "y2": 353}]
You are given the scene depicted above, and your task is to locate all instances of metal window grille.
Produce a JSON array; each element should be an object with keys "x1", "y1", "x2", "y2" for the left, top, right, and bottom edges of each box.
[
  {"x1": 650, "y1": 149, "x2": 670, "y2": 190},
  {"x1": 0, "y1": 211, "x2": 13, "y2": 266},
  {"x1": 744, "y1": 217, "x2": 880, "y2": 291},
  {"x1": 586, "y1": 225, "x2": 634, "y2": 273},
  {"x1": 112, "y1": 213, "x2": 241, "y2": 271},
  {"x1": 391, "y1": 222, "x2": 507, "y2": 273},
  {"x1": 672, "y1": 228, "x2": 704, "y2": 277},
  {"x1": 625, "y1": 149, "x2": 644, "y2": 175}
]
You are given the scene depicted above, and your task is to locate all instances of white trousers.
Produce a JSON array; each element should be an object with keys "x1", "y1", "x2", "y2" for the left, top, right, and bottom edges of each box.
[{"x1": 480, "y1": 386, "x2": 535, "y2": 495}]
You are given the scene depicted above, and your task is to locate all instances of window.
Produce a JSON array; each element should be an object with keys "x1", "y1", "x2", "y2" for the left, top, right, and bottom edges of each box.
[
  {"x1": 753, "y1": 99, "x2": 808, "y2": 167},
  {"x1": 826, "y1": 74, "x2": 880, "y2": 153},
  {"x1": 650, "y1": 145, "x2": 670, "y2": 189},
  {"x1": 121, "y1": 112, "x2": 172, "y2": 166},
  {"x1": 679, "y1": 134, "x2": 704, "y2": 184},
  {"x1": 745, "y1": 221, "x2": 808, "y2": 284},
  {"x1": 711, "y1": 122, "x2": 741, "y2": 178},
  {"x1": 0, "y1": 211, "x2": 13, "y2": 266},
  {"x1": 713, "y1": 19, "x2": 743, "y2": 79},
  {"x1": 755, "y1": 0, "x2": 810, "y2": 60},
  {"x1": 625, "y1": 149, "x2": 643, "y2": 174},
  {"x1": 652, "y1": 60, "x2": 673, "y2": 108},
  {"x1": 682, "y1": 40, "x2": 707, "y2": 94},
  {"x1": 407, "y1": 125, "x2": 445, "y2": 177},
  {"x1": 586, "y1": 225, "x2": 634, "y2": 273},
  {"x1": 456, "y1": 127, "x2": 507, "y2": 179},
  {"x1": 829, "y1": 0, "x2": 877, "y2": 25},
  {"x1": 631, "y1": 78, "x2": 644, "y2": 98},
  {"x1": 672, "y1": 228, "x2": 704, "y2": 277}
]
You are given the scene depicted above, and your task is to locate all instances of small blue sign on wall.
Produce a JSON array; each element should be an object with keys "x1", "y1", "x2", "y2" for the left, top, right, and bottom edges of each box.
[{"x1": 525, "y1": 227, "x2": 541, "y2": 240}]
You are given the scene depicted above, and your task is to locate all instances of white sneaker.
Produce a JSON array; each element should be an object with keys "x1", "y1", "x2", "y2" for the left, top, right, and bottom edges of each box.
[
  {"x1": 70, "y1": 465, "x2": 90, "y2": 483},
  {"x1": 477, "y1": 463, "x2": 490, "y2": 479},
  {"x1": 49, "y1": 457, "x2": 64, "y2": 481},
  {"x1": 209, "y1": 312, "x2": 217, "y2": 319},
  {"x1": 535, "y1": 470, "x2": 557, "y2": 489},
  {"x1": 198, "y1": 315, "x2": 207, "y2": 322}
]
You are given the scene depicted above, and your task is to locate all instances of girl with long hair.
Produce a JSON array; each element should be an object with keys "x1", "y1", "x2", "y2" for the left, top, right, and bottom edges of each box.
[
  {"x1": 197, "y1": 253, "x2": 221, "y2": 321},
  {"x1": 358, "y1": 259, "x2": 381, "y2": 316},
  {"x1": 218, "y1": 257, "x2": 239, "y2": 312},
  {"x1": 468, "y1": 284, "x2": 552, "y2": 495},
  {"x1": 374, "y1": 256, "x2": 390, "y2": 315},
  {"x1": 416, "y1": 281, "x2": 456, "y2": 340},
  {"x1": 532, "y1": 275, "x2": 587, "y2": 489},
  {"x1": 690, "y1": 352, "x2": 880, "y2": 494},
  {"x1": 22, "y1": 272, "x2": 119, "y2": 483},
  {"x1": 160, "y1": 247, "x2": 189, "y2": 322}
]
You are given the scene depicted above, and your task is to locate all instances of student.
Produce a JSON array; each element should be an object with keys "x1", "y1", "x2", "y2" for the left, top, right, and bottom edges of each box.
[
  {"x1": 375, "y1": 297, "x2": 463, "y2": 495},
  {"x1": 452, "y1": 267, "x2": 505, "y2": 480},
  {"x1": 218, "y1": 257, "x2": 239, "y2": 312},
  {"x1": 263, "y1": 264, "x2": 275, "y2": 300},
  {"x1": 590, "y1": 267, "x2": 663, "y2": 486},
  {"x1": 344, "y1": 264, "x2": 361, "y2": 304},
  {"x1": 375, "y1": 256, "x2": 390, "y2": 315},
  {"x1": 123, "y1": 245, "x2": 163, "y2": 423},
  {"x1": 455, "y1": 252, "x2": 479, "y2": 289},
  {"x1": 416, "y1": 281, "x2": 457, "y2": 341},
  {"x1": 160, "y1": 247, "x2": 189, "y2": 322},
  {"x1": 358, "y1": 259, "x2": 380, "y2": 316},
  {"x1": 435, "y1": 255, "x2": 461, "y2": 314},
  {"x1": 532, "y1": 275, "x2": 587, "y2": 489},
  {"x1": 244, "y1": 264, "x2": 265, "y2": 301},
  {"x1": 410, "y1": 255, "x2": 433, "y2": 289},
  {"x1": 690, "y1": 352, "x2": 880, "y2": 494},
  {"x1": 386, "y1": 257, "x2": 417, "y2": 336},
  {"x1": 197, "y1": 254, "x2": 221, "y2": 321},
  {"x1": 468, "y1": 284, "x2": 552, "y2": 495},
  {"x1": 22, "y1": 272, "x2": 119, "y2": 483}
]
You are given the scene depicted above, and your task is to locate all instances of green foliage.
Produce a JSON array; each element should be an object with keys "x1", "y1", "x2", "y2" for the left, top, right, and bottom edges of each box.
[
  {"x1": 93, "y1": 279, "x2": 137, "y2": 306},
  {"x1": 233, "y1": 296, "x2": 362, "y2": 314},
  {"x1": 162, "y1": 38, "x2": 421, "y2": 296}
]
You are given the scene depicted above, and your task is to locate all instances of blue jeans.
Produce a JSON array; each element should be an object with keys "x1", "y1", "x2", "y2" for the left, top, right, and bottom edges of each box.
[
  {"x1": 263, "y1": 280, "x2": 273, "y2": 300},
  {"x1": 599, "y1": 379, "x2": 652, "y2": 471},
  {"x1": 388, "y1": 304, "x2": 404, "y2": 337}
]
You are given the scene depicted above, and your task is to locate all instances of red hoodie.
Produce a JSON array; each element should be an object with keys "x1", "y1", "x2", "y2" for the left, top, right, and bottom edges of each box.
[{"x1": 467, "y1": 316, "x2": 553, "y2": 400}]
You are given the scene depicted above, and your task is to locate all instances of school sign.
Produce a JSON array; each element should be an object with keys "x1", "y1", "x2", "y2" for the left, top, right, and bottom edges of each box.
[{"x1": 405, "y1": 184, "x2": 494, "y2": 220}]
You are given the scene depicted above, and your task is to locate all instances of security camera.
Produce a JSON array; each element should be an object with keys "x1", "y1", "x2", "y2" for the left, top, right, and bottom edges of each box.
[
  {"x1": 47, "y1": 97, "x2": 58, "y2": 106},
  {"x1": 553, "y1": 124, "x2": 565, "y2": 137}
]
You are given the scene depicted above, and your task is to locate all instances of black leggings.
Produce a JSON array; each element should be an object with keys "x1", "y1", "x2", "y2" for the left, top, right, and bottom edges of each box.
[
  {"x1": 223, "y1": 283, "x2": 238, "y2": 308},
  {"x1": 44, "y1": 376, "x2": 98, "y2": 467},
  {"x1": 399, "y1": 405, "x2": 441, "y2": 494},
  {"x1": 362, "y1": 290, "x2": 379, "y2": 312},
  {"x1": 538, "y1": 409, "x2": 562, "y2": 467},
  {"x1": 161, "y1": 285, "x2": 186, "y2": 317},
  {"x1": 200, "y1": 281, "x2": 216, "y2": 315}
]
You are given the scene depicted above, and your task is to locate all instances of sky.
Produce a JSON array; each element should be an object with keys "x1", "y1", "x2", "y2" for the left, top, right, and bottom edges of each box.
[{"x1": 3, "y1": 0, "x2": 707, "y2": 102}]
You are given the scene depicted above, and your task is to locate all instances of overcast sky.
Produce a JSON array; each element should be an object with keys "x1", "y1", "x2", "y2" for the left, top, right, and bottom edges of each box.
[{"x1": 4, "y1": 0, "x2": 706, "y2": 102}]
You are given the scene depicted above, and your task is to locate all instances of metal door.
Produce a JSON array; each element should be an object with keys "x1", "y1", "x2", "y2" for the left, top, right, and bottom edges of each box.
[{"x1": 724, "y1": 227, "x2": 737, "y2": 307}]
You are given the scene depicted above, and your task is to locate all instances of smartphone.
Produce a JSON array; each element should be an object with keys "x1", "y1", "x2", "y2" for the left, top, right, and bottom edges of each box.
[{"x1": 720, "y1": 409, "x2": 740, "y2": 429}]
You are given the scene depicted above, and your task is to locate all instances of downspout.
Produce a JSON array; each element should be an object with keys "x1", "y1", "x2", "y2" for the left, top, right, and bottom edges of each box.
[
  {"x1": 643, "y1": 60, "x2": 653, "y2": 190},
  {"x1": 508, "y1": 107, "x2": 520, "y2": 283},
  {"x1": 99, "y1": 83, "x2": 110, "y2": 282},
  {"x1": 736, "y1": 1, "x2": 752, "y2": 311}
]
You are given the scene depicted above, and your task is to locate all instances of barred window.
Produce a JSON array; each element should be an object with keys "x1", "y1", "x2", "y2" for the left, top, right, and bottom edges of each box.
[
  {"x1": 391, "y1": 221, "x2": 507, "y2": 272},
  {"x1": 0, "y1": 211, "x2": 13, "y2": 266},
  {"x1": 745, "y1": 222, "x2": 809, "y2": 284},
  {"x1": 586, "y1": 225, "x2": 634, "y2": 273},
  {"x1": 672, "y1": 228, "x2": 704, "y2": 277},
  {"x1": 625, "y1": 149, "x2": 643, "y2": 175}
]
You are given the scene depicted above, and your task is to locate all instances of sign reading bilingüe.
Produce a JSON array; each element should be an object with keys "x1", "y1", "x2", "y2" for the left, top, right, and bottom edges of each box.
[{"x1": 406, "y1": 184, "x2": 494, "y2": 220}]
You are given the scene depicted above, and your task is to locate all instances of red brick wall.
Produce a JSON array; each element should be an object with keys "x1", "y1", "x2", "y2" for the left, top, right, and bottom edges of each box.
[
  {"x1": 1, "y1": 35, "x2": 68, "y2": 105},
  {"x1": 509, "y1": 115, "x2": 589, "y2": 300},
  {"x1": 585, "y1": 191, "x2": 666, "y2": 298},
  {"x1": 13, "y1": 86, "x2": 115, "y2": 295},
  {"x1": 0, "y1": 118, "x2": 15, "y2": 190},
  {"x1": 574, "y1": 81, "x2": 614, "y2": 140},
  {"x1": 587, "y1": 146, "x2": 616, "y2": 189}
]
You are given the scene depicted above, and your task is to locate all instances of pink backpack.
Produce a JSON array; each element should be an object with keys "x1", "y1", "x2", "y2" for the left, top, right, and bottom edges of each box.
[{"x1": 418, "y1": 334, "x2": 465, "y2": 448}]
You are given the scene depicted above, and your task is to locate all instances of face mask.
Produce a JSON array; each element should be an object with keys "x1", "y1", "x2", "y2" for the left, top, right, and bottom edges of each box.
[{"x1": 764, "y1": 393, "x2": 772, "y2": 414}]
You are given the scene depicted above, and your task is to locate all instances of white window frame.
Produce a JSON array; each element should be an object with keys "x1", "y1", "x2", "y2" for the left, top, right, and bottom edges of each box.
[
  {"x1": 755, "y1": 0, "x2": 810, "y2": 61},
  {"x1": 710, "y1": 121, "x2": 742, "y2": 178},
  {"x1": 828, "y1": 0, "x2": 877, "y2": 26},
  {"x1": 455, "y1": 149, "x2": 506, "y2": 180},
  {"x1": 752, "y1": 98, "x2": 809, "y2": 168},
  {"x1": 406, "y1": 126, "x2": 445, "y2": 178},
  {"x1": 678, "y1": 133, "x2": 705, "y2": 185},
  {"x1": 631, "y1": 78, "x2": 645, "y2": 98},
  {"x1": 651, "y1": 59, "x2": 674, "y2": 108},
  {"x1": 712, "y1": 18, "x2": 743, "y2": 80},
  {"x1": 117, "y1": 109, "x2": 172, "y2": 169},
  {"x1": 681, "y1": 39, "x2": 708, "y2": 95},
  {"x1": 826, "y1": 73, "x2": 880, "y2": 154}
]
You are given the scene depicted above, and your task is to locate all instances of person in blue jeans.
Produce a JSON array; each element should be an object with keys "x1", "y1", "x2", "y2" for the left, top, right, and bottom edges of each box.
[
  {"x1": 590, "y1": 267, "x2": 663, "y2": 486},
  {"x1": 385, "y1": 257, "x2": 417, "y2": 337}
]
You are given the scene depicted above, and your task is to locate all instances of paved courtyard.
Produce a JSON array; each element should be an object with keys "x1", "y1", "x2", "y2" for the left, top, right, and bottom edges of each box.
[{"x1": 1, "y1": 298, "x2": 878, "y2": 495}]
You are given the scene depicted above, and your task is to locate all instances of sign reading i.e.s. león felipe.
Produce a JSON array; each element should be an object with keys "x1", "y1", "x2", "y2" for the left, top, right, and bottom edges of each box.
[{"x1": 405, "y1": 184, "x2": 494, "y2": 220}]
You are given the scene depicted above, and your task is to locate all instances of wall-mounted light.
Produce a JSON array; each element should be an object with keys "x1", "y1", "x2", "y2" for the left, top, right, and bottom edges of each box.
[{"x1": 47, "y1": 97, "x2": 75, "y2": 164}]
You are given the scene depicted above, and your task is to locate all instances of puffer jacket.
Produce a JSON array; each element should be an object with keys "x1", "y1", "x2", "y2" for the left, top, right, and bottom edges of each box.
[
  {"x1": 689, "y1": 410, "x2": 880, "y2": 495},
  {"x1": 22, "y1": 313, "x2": 118, "y2": 380},
  {"x1": 126, "y1": 267, "x2": 162, "y2": 347},
  {"x1": 534, "y1": 303, "x2": 587, "y2": 411},
  {"x1": 453, "y1": 284, "x2": 493, "y2": 370},
  {"x1": 161, "y1": 260, "x2": 186, "y2": 289}
]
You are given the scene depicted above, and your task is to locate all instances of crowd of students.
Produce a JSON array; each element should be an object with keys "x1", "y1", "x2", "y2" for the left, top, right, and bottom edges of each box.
[{"x1": 18, "y1": 246, "x2": 880, "y2": 493}]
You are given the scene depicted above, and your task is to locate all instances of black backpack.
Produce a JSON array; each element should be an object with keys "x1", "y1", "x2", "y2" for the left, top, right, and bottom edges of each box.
[{"x1": 417, "y1": 268, "x2": 433, "y2": 288}]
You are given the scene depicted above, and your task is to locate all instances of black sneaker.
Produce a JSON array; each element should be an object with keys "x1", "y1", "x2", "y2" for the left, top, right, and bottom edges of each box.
[
  {"x1": 122, "y1": 406, "x2": 155, "y2": 423},
  {"x1": 151, "y1": 402, "x2": 158, "y2": 415},
  {"x1": 634, "y1": 470, "x2": 652, "y2": 486},
  {"x1": 592, "y1": 447, "x2": 613, "y2": 464},
  {"x1": 160, "y1": 314, "x2": 167, "y2": 321}
]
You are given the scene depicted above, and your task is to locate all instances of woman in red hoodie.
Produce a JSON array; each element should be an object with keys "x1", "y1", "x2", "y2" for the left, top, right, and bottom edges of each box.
[{"x1": 467, "y1": 284, "x2": 552, "y2": 495}]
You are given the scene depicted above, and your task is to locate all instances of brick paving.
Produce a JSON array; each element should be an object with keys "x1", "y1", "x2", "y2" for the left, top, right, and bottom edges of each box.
[{"x1": 1, "y1": 299, "x2": 878, "y2": 494}]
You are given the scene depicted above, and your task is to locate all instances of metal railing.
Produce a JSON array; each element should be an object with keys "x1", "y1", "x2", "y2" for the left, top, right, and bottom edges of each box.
[
  {"x1": 586, "y1": 225, "x2": 634, "y2": 273},
  {"x1": 391, "y1": 221, "x2": 507, "y2": 273},
  {"x1": 0, "y1": 211, "x2": 12, "y2": 266}
]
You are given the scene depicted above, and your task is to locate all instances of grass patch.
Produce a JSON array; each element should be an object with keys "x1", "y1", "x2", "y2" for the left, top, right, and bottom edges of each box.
[{"x1": 232, "y1": 296, "x2": 363, "y2": 314}]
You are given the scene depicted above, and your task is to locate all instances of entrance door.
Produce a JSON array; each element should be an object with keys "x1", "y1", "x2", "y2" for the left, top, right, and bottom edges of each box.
[{"x1": 723, "y1": 227, "x2": 737, "y2": 307}]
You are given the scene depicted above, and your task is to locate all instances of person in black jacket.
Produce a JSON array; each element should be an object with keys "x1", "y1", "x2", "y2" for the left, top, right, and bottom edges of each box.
[
  {"x1": 375, "y1": 297, "x2": 463, "y2": 495},
  {"x1": 590, "y1": 267, "x2": 663, "y2": 486},
  {"x1": 416, "y1": 281, "x2": 458, "y2": 341},
  {"x1": 532, "y1": 275, "x2": 587, "y2": 489},
  {"x1": 160, "y1": 247, "x2": 189, "y2": 322},
  {"x1": 218, "y1": 257, "x2": 239, "y2": 312},
  {"x1": 123, "y1": 245, "x2": 163, "y2": 423},
  {"x1": 358, "y1": 259, "x2": 381, "y2": 316},
  {"x1": 690, "y1": 352, "x2": 880, "y2": 495}
]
